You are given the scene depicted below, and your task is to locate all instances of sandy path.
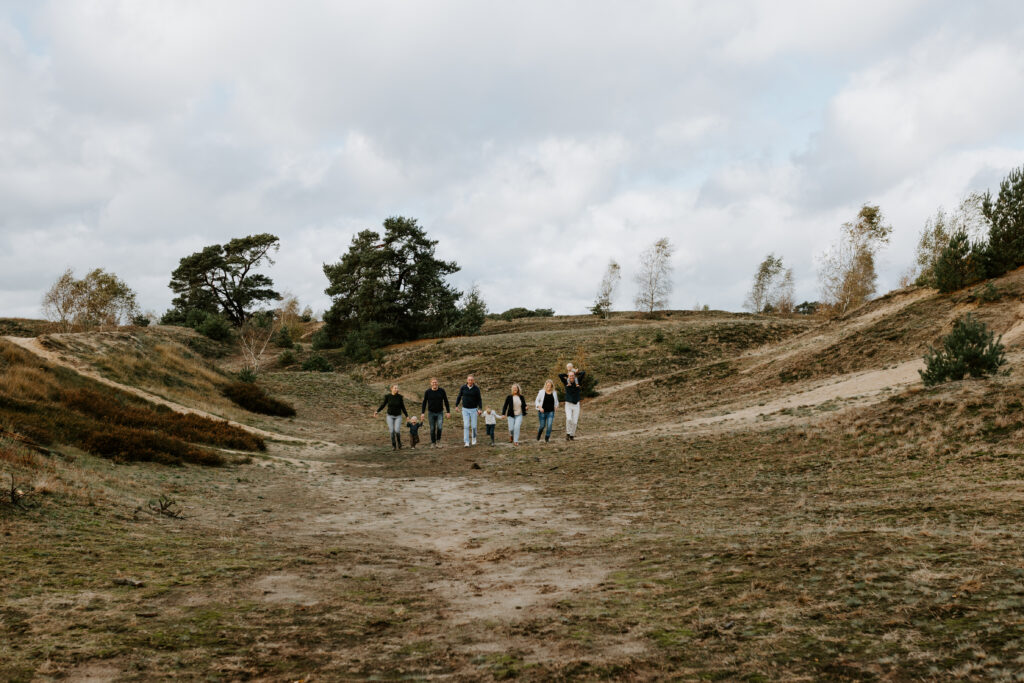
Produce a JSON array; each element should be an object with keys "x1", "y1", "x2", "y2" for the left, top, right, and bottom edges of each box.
[
  {"x1": 3, "y1": 335, "x2": 313, "y2": 444},
  {"x1": 264, "y1": 458, "x2": 646, "y2": 663}
]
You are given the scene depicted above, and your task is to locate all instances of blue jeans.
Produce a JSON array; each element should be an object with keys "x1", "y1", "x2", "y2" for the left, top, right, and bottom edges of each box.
[
  {"x1": 536, "y1": 411, "x2": 554, "y2": 440},
  {"x1": 462, "y1": 407, "x2": 478, "y2": 444},
  {"x1": 507, "y1": 414, "x2": 523, "y2": 443},
  {"x1": 385, "y1": 414, "x2": 403, "y2": 435},
  {"x1": 427, "y1": 411, "x2": 444, "y2": 443}
]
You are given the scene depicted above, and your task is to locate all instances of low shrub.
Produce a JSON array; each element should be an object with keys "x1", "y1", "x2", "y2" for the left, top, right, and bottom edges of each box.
[
  {"x1": 132, "y1": 315, "x2": 151, "y2": 327},
  {"x1": 81, "y1": 426, "x2": 224, "y2": 467},
  {"x1": 920, "y1": 314, "x2": 1007, "y2": 386},
  {"x1": 277, "y1": 349, "x2": 297, "y2": 366},
  {"x1": 59, "y1": 388, "x2": 265, "y2": 452},
  {"x1": 302, "y1": 354, "x2": 334, "y2": 372},
  {"x1": 237, "y1": 368, "x2": 257, "y2": 383},
  {"x1": 274, "y1": 326, "x2": 294, "y2": 349},
  {"x1": 197, "y1": 314, "x2": 232, "y2": 341},
  {"x1": 222, "y1": 382, "x2": 297, "y2": 417}
]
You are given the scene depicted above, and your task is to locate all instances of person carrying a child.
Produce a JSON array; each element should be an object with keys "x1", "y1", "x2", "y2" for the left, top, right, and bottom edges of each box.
[
  {"x1": 480, "y1": 407, "x2": 502, "y2": 445},
  {"x1": 407, "y1": 416, "x2": 422, "y2": 449},
  {"x1": 558, "y1": 363, "x2": 586, "y2": 441}
]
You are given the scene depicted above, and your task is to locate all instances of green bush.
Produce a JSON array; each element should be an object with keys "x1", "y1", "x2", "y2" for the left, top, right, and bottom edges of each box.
[
  {"x1": 196, "y1": 313, "x2": 232, "y2": 341},
  {"x1": 131, "y1": 315, "x2": 151, "y2": 327},
  {"x1": 919, "y1": 315, "x2": 1006, "y2": 386},
  {"x1": 302, "y1": 354, "x2": 334, "y2": 372},
  {"x1": 222, "y1": 382, "x2": 297, "y2": 417},
  {"x1": 237, "y1": 368, "x2": 257, "y2": 383},
  {"x1": 277, "y1": 349, "x2": 297, "y2": 366},
  {"x1": 274, "y1": 326, "x2": 294, "y2": 348}
]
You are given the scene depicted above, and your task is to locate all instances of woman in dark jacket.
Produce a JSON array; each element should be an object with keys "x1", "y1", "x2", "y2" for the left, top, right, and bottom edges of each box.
[
  {"x1": 374, "y1": 384, "x2": 409, "y2": 450},
  {"x1": 501, "y1": 383, "x2": 527, "y2": 446}
]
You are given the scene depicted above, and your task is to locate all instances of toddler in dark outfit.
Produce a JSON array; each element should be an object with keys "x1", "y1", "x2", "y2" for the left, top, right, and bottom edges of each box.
[{"x1": 407, "y1": 416, "x2": 421, "y2": 449}]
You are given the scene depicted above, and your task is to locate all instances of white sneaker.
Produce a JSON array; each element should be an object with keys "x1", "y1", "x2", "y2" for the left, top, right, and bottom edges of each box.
[
  {"x1": 471, "y1": 438, "x2": 477, "y2": 446},
  {"x1": 464, "y1": 443, "x2": 470, "y2": 448}
]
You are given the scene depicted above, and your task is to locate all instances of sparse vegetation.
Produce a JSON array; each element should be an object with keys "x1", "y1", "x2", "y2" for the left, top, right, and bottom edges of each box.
[{"x1": 5, "y1": 262, "x2": 1024, "y2": 680}]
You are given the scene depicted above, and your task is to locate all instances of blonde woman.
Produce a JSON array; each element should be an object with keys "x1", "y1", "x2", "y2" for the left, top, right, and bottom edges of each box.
[
  {"x1": 534, "y1": 379, "x2": 559, "y2": 443},
  {"x1": 501, "y1": 383, "x2": 527, "y2": 446},
  {"x1": 374, "y1": 384, "x2": 408, "y2": 450}
]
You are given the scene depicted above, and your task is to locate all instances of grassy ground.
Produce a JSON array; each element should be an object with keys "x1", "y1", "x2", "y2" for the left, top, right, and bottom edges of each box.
[{"x1": 3, "y1": 284, "x2": 1024, "y2": 679}]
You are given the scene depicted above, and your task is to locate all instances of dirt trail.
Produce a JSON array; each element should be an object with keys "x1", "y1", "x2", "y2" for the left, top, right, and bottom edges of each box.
[
  {"x1": 3, "y1": 335, "x2": 312, "y2": 444},
  {"x1": 265, "y1": 457, "x2": 645, "y2": 662}
]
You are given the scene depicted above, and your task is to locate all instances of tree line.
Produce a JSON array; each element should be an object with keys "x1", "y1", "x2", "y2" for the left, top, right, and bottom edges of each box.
[
  {"x1": 734, "y1": 163, "x2": 1024, "y2": 318},
  {"x1": 39, "y1": 162, "x2": 1024, "y2": 361}
]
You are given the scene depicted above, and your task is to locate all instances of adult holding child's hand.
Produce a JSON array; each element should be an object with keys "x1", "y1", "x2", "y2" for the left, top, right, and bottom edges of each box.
[
  {"x1": 374, "y1": 384, "x2": 408, "y2": 451},
  {"x1": 420, "y1": 377, "x2": 450, "y2": 448},
  {"x1": 455, "y1": 374, "x2": 483, "y2": 448},
  {"x1": 534, "y1": 379, "x2": 559, "y2": 443}
]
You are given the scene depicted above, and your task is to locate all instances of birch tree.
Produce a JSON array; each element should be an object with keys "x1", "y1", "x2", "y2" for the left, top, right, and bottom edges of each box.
[
  {"x1": 590, "y1": 260, "x2": 621, "y2": 318},
  {"x1": 634, "y1": 238, "x2": 674, "y2": 315}
]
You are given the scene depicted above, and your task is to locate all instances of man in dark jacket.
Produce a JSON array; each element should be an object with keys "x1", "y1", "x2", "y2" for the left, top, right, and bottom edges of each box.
[
  {"x1": 420, "y1": 377, "x2": 451, "y2": 448},
  {"x1": 455, "y1": 374, "x2": 483, "y2": 447},
  {"x1": 558, "y1": 364, "x2": 586, "y2": 441}
]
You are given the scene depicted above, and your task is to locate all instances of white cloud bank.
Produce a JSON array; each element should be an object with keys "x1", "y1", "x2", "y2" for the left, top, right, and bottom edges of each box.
[{"x1": 1, "y1": 1, "x2": 1024, "y2": 318}]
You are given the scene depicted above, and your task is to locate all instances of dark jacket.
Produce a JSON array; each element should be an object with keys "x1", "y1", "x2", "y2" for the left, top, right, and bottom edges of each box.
[
  {"x1": 501, "y1": 394, "x2": 527, "y2": 418},
  {"x1": 422, "y1": 387, "x2": 450, "y2": 414},
  {"x1": 377, "y1": 393, "x2": 408, "y2": 417},
  {"x1": 559, "y1": 370, "x2": 586, "y2": 404},
  {"x1": 455, "y1": 384, "x2": 482, "y2": 410}
]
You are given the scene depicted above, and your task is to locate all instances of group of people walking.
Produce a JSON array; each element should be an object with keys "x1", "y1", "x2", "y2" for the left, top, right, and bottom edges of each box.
[{"x1": 373, "y1": 364, "x2": 587, "y2": 450}]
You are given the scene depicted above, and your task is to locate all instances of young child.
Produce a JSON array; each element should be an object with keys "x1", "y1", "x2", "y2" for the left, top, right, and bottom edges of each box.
[
  {"x1": 481, "y1": 407, "x2": 502, "y2": 445},
  {"x1": 407, "y1": 416, "x2": 421, "y2": 449}
]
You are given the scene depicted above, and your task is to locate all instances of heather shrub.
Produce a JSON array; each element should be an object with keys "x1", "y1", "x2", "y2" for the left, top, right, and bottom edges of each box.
[{"x1": 222, "y1": 382, "x2": 297, "y2": 417}]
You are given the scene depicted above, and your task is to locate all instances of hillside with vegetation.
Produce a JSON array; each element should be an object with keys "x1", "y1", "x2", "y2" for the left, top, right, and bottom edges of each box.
[{"x1": 3, "y1": 267, "x2": 1024, "y2": 679}]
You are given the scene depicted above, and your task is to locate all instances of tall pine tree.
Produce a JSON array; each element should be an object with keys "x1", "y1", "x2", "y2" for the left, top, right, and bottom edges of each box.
[
  {"x1": 319, "y1": 217, "x2": 468, "y2": 351},
  {"x1": 983, "y1": 165, "x2": 1024, "y2": 276}
]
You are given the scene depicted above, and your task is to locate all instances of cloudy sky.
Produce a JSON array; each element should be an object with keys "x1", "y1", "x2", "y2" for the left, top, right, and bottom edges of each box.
[{"x1": 2, "y1": 1, "x2": 1024, "y2": 318}]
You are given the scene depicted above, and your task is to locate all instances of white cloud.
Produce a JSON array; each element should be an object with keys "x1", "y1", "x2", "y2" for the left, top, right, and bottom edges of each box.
[{"x1": 2, "y1": 1, "x2": 1024, "y2": 320}]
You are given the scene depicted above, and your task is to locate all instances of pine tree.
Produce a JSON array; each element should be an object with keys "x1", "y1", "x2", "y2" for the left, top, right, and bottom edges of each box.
[
  {"x1": 320, "y1": 216, "x2": 466, "y2": 352},
  {"x1": 919, "y1": 314, "x2": 1006, "y2": 386},
  {"x1": 983, "y1": 165, "x2": 1024, "y2": 276},
  {"x1": 934, "y1": 230, "x2": 986, "y2": 293}
]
